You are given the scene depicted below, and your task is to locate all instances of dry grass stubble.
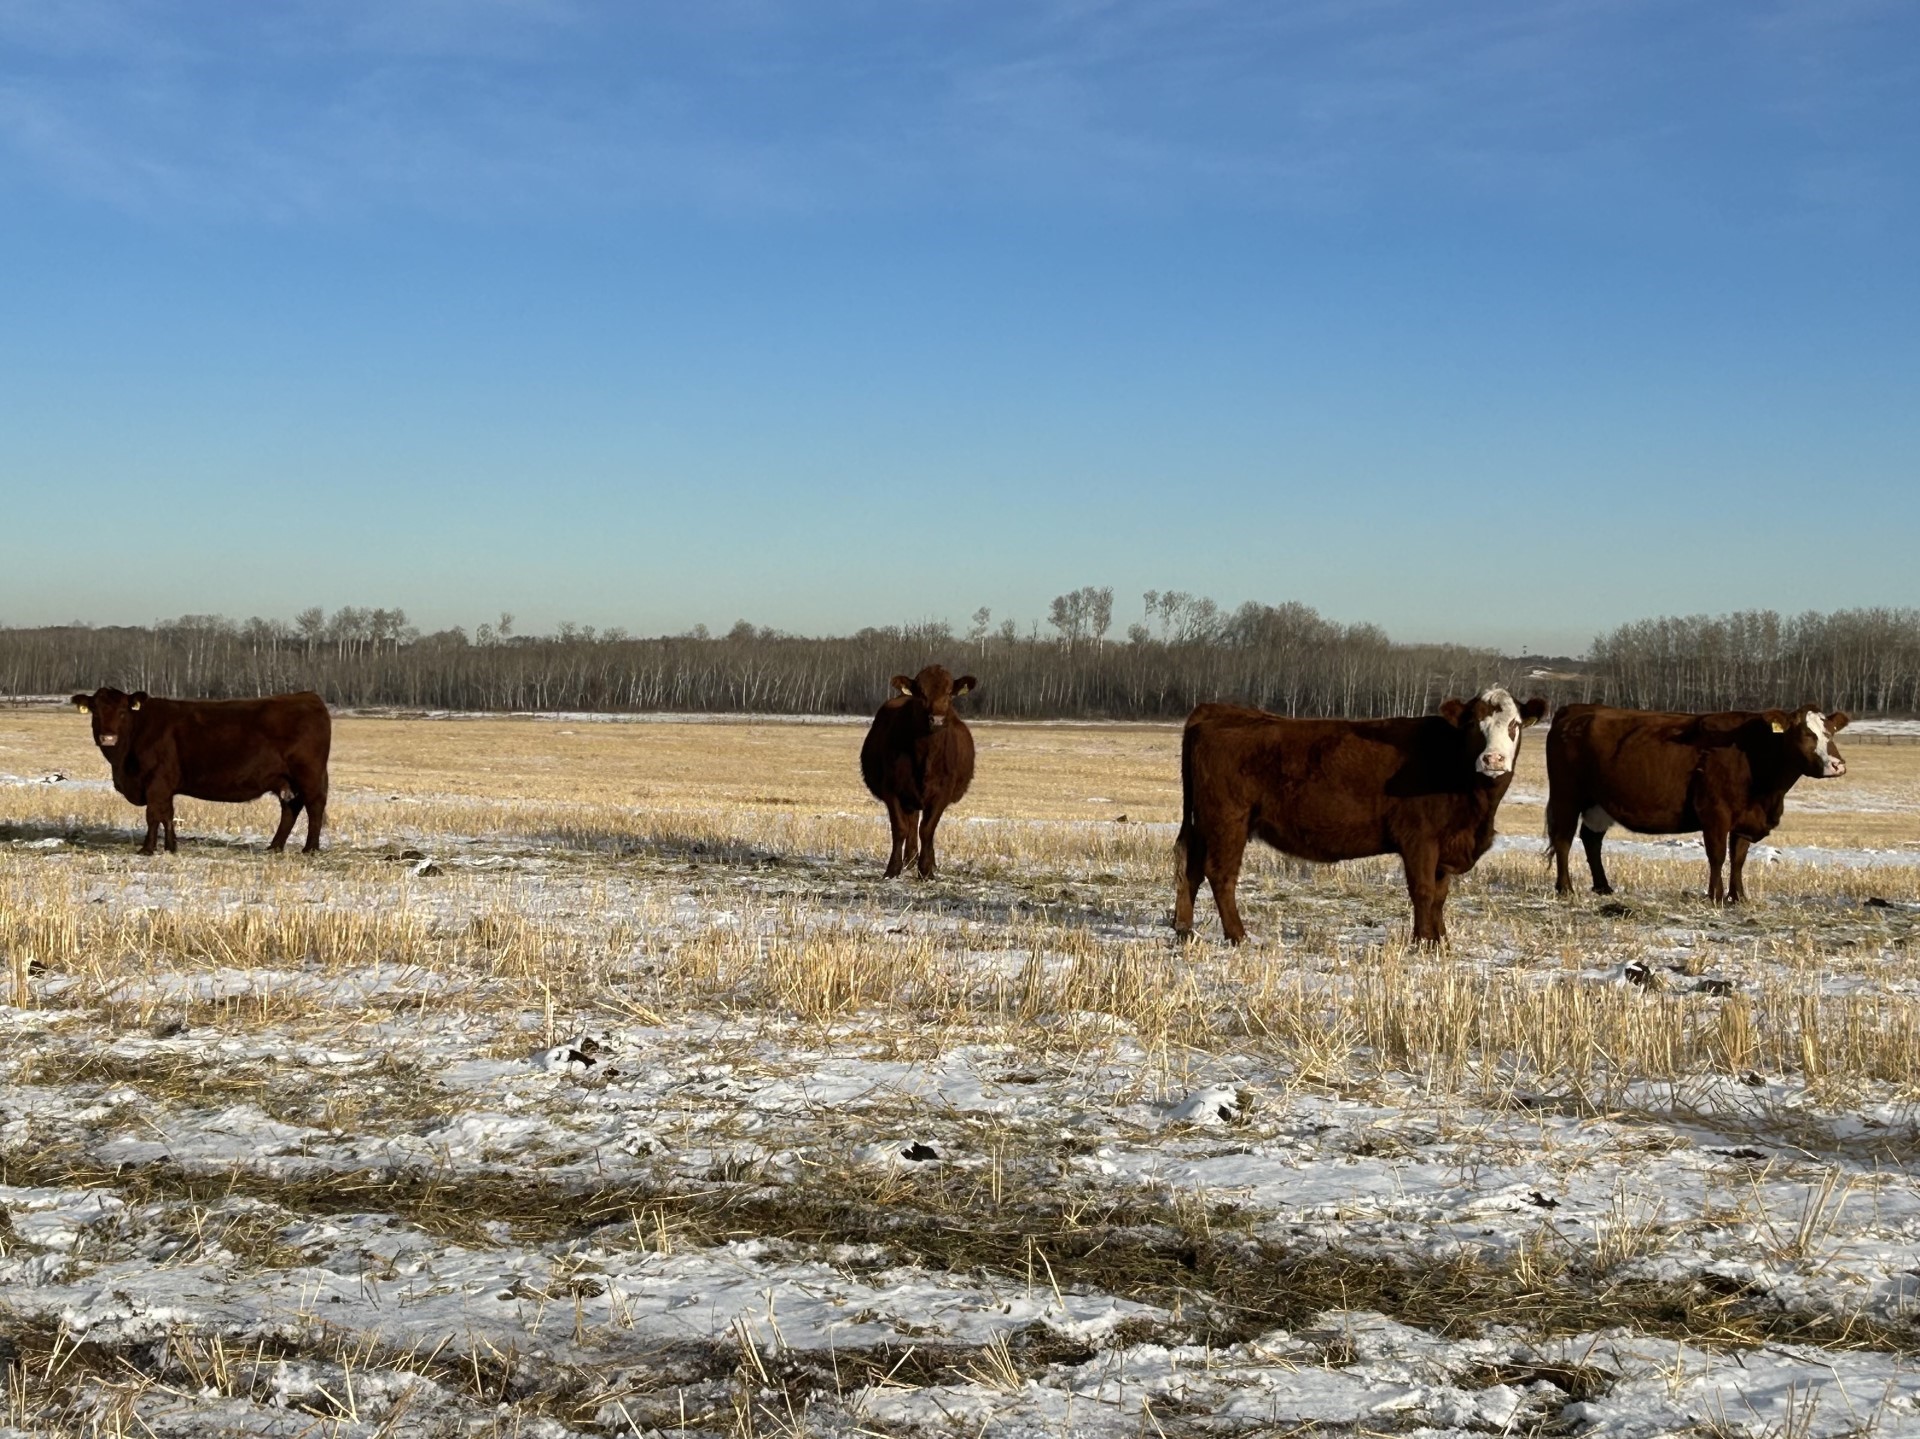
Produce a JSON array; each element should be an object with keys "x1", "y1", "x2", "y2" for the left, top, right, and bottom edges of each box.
[{"x1": 3, "y1": 708, "x2": 1920, "y2": 1433}]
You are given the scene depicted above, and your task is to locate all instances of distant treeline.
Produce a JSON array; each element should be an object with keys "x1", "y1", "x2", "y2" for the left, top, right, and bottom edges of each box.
[{"x1": 3, "y1": 597, "x2": 1917, "y2": 719}]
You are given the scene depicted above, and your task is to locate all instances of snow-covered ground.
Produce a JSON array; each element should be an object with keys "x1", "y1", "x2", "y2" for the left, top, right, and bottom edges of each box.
[
  {"x1": 2, "y1": 818, "x2": 1918, "y2": 1436},
  {"x1": 1848, "y1": 720, "x2": 1920, "y2": 737}
]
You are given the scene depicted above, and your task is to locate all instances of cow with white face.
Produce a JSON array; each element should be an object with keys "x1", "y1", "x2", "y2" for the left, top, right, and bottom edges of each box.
[
  {"x1": 1547, "y1": 703, "x2": 1851, "y2": 903},
  {"x1": 1458, "y1": 687, "x2": 1531, "y2": 779},
  {"x1": 1175, "y1": 687, "x2": 1549, "y2": 946},
  {"x1": 1802, "y1": 709, "x2": 1847, "y2": 779}
]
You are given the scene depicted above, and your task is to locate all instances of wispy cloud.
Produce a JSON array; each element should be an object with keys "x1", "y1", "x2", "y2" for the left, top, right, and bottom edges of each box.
[{"x1": 0, "y1": 0, "x2": 1910, "y2": 227}]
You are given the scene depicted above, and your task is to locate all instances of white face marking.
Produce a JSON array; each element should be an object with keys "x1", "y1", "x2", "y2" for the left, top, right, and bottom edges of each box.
[
  {"x1": 1582, "y1": 806, "x2": 1615, "y2": 833},
  {"x1": 1475, "y1": 687, "x2": 1523, "y2": 777},
  {"x1": 1804, "y1": 710, "x2": 1844, "y2": 777}
]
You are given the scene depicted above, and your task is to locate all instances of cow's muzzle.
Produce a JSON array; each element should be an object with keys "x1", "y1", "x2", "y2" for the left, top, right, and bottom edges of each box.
[
  {"x1": 929, "y1": 715, "x2": 947, "y2": 729},
  {"x1": 1824, "y1": 758, "x2": 1846, "y2": 777},
  {"x1": 98, "y1": 733, "x2": 118, "y2": 748}
]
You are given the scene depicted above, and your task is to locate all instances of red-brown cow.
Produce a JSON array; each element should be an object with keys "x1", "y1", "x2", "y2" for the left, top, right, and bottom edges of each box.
[
  {"x1": 71, "y1": 688, "x2": 332, "y2": 854},
  {"x1": 1175, "y1": 689, "x2": 1547, "y2": 945},
  {"x1": 1546, "y1": 703, "x2": 1849, "y2": 903},
  {"x1": 859, "y1": 666, "x2": 977, "y2": 878}
]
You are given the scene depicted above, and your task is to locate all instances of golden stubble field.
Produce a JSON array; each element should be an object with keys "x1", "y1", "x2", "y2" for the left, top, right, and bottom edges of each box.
[
  {"x1": 6, "y1": 706, "x2": 1920, "y2": 1101},
  {"x1": 3, "y1": 705, "x2": 1920, "y2": 1437},
  {"x1": 7, "y1": 706, "x2": 1920, "y2": 846}
]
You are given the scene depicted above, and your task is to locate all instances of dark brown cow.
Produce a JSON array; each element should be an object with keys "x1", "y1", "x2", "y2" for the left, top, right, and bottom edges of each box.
[
  {"x1": 71, "y1": 688, "x2": 332, "y2": 854},
  {"x1": 859, "y1": 666, "x2": 978, "y2": 878},
  {"x1": 1175, "y1": 689, "x2": 1547, "y2": 945},
  {"x1": 1546, "y1": 703, "x2": 1849, "y2": 903}
]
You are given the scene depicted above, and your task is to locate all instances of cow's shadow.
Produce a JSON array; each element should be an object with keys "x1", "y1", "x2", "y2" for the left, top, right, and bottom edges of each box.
[
  {"x1": 0, "y1": 818, "x2": 289, "y2": 855},
  {"x1": 1, "y1": 818, "x2": 141, "y2": 849},
  {"x1": 504, "y1": 820, "x2": 1167, "y2": 936}
]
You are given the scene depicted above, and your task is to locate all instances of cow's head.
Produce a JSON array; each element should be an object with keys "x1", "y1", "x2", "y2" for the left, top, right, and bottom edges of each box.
[
  {"x1": 71, "y1": 687, "x2": 147, "y2": 753},
  {"x1": 1439, "y1": 688, "x2": 1548, "y2": 779},
  {"x1": 891, "y1": 666, "x2": 977, "y2": 730},
  {"x1": 1759, "y1": 706, "x2": 1849, "y2": 778}
]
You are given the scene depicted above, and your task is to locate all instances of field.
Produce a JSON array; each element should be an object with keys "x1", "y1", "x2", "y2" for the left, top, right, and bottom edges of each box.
[{"x1": 3, "y1": 707, "x2": 1919, "y2": 1438}]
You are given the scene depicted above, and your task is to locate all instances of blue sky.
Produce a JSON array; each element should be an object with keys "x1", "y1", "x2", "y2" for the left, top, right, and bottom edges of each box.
[{"x1": 2, "y1": 1, "x2": 1914, "y2": 654}]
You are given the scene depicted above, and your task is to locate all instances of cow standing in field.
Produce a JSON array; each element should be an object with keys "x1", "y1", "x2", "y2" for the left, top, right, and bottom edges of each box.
[
  {"x1": 1175, "y1": 689, "x2": 1547, "y2": 946},
  {"x1": 1546, "y1": 703, "x2": 1849, "y2": 903},
  {"x1": 860, "y1": 666, "x2": 977, "y2": 878},
  {"x1": 71, "y1": 688, "x2": 333, "y2": 854}
]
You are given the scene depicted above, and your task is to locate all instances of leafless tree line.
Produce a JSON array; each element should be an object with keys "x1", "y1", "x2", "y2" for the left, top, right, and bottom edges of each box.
[
  {"x1": 1589, "y1": 608, "x2": 1920, "y2": 714},
  {"x1": 4, "y1": 598, "x2": 1915, "y2": 718}
]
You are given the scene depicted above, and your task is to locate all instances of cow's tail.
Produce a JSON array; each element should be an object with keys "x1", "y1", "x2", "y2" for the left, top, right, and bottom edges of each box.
[{"x1": 1173, "y1": 719, "x2": 1205, "y2": 919}]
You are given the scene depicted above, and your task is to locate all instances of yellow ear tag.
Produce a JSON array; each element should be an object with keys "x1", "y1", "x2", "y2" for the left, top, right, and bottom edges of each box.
[
  {"x1": 130, "y1": 699, "x2": 142, "y2": 710},
  {"x1": 1770, "y1": 721, "x2": 1785, "y2": 733}
]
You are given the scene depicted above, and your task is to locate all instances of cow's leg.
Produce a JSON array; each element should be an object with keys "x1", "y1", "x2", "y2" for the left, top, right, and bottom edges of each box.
[
  {"x1": 1580, "y1": 824, "x2": 1612, "y2": 896},
  {"x1": 1401, "y1": 843, "x2": 1445, "y2": 946},
  {"x1": 269, "y1": 794, "x2": 303, "y2": 852},
  {"x1": 1203, "y1": 827, "x2": 1250, "y2": 945},
  {"x1": 1546, "y1": 793, "x2": 1580, "y2": 896},
  {"x1": 1727, "y1": 834, "x2": 1753, "y2": 904},
  {"x1": 1703, "y1": 823, "x2": 1729, "y2": 903},
  {"x1": 915, "y1": 803, "x2": 945, "y2": 879},
  {"x1": 899, "y1": 805, "x2": 922, "y2": 869},
  {"x1": 1428, "y1": 871, "x2": 1455, "y2": 947},
  {"x1": 302, "y1": 790, "x2": 327, "y2": 853},
  {"x1": 882, "y1": 796, "x2": 912, "y2": 878},
  {"x1": 286, "y1": 758, "x2": 329, "y2": 855},
  {"x1": 1173, "y1": 820, "x2": 1207, "y2": 941},
  {"x1": 146, "y1": 791, "x2": 178, "y2": 854}
]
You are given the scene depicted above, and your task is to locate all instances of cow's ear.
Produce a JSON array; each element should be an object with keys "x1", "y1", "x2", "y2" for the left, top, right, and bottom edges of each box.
[
  {"x1": 1761, "y1": 709, "x2": 1791, "y2": 735},
  {"x1": 1519, "y1": 697, "x2": 1548, "y2": 727},
  {"x1": 130, "y1": 692, "x2": 147, "y2": 711},
  {"x1": 891, "y1": 675, "x2": 916, "y2": 697},
  {"x1": 953, "y1": 675, "x2": 978, "y2": 696},
  {"x1": 71, "y1": 694, "x2": 91, "y2": 712},
  {"x1": 1439, "y1": 698, "x2": 1466, "y2": 725},
  {"x1": 1827, "y1": 711, "x2": 1851, "y2": 733}
]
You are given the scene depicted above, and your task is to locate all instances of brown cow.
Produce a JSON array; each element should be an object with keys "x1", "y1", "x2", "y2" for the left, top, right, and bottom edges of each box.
[
  {"x1": 71, "y1": 688, "x2": 332, "y2": 854},
  {"x1": 859, "y1": 666, "x2": 977, "y2": 878},
  {"x1": 1175, "y1": 689, "x2": 1547, "y2": 946},
  {"x1": 1546, "y1": 703, "x2": 1848, "y2": 903}
]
